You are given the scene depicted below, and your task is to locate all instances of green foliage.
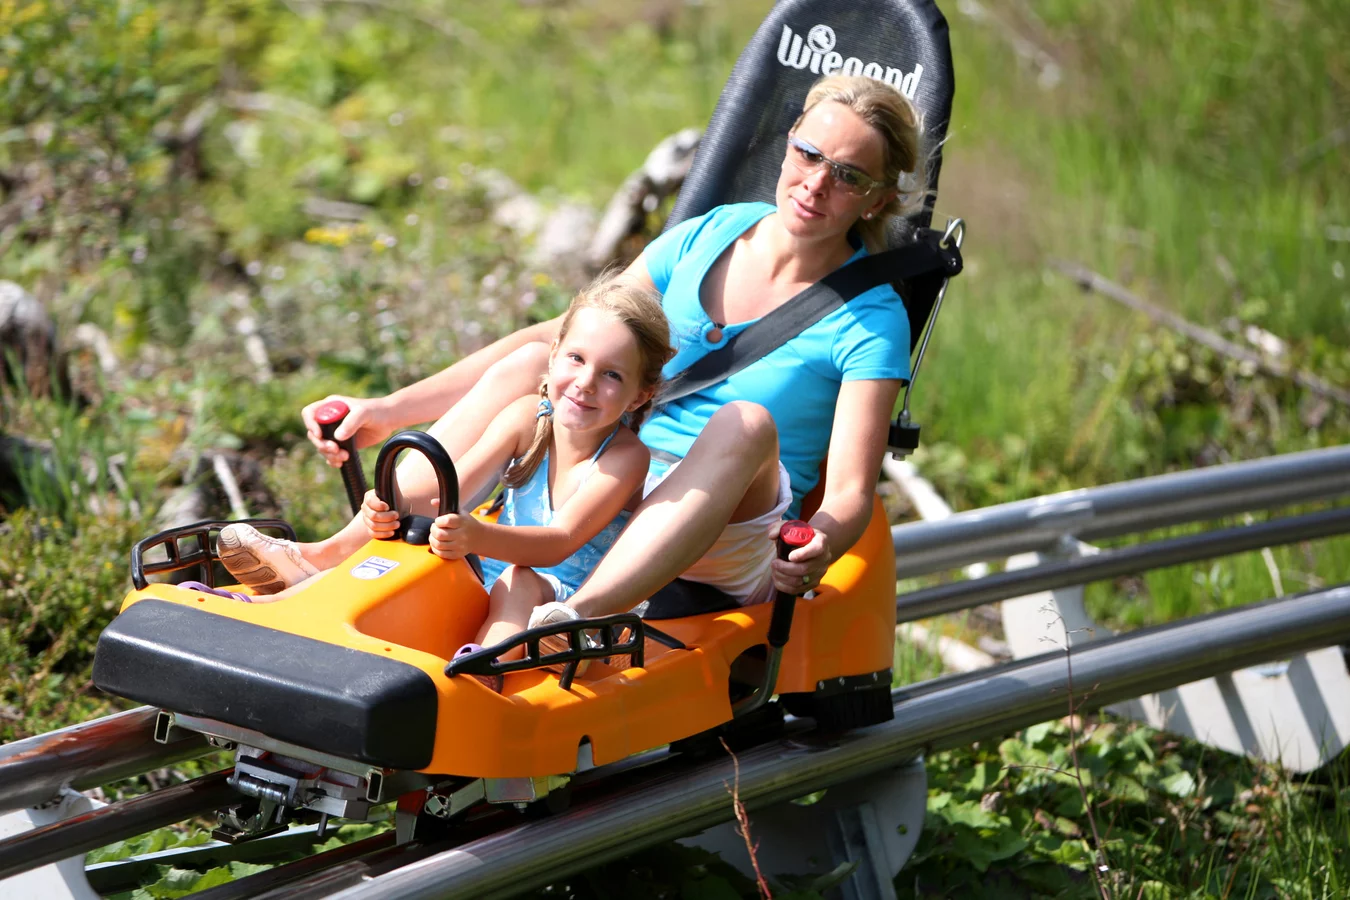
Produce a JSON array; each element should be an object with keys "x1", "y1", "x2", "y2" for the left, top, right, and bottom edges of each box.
[
  {"x1": 0, "y1": 506, "x2": 143, "y2": 739},
  {"x1": 87, "y1": 827, "x2": 214, "y2": 866},
  {"x1": 1, "y1": 0, "x2": 1347, "y2": 895},
  {"x1": 905, "y1": 718, "x2": 1350, "y2": 898},
  {"x1": 2, "y1": 360, "x2": 154, "y2": 524}
]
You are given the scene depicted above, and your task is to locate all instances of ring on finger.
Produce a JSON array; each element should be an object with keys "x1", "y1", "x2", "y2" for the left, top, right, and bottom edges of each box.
[{"x1": 801, "y1": 574, "x2": 811, "y2": 586}]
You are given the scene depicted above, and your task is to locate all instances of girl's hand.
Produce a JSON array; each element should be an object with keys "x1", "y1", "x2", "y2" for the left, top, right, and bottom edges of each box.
[
  {"x1": 768, "y1": 521, "x2": 832, "y2": 594},
  {"x1": 429, "y1": 513, "x2": 479, "y2": 561},
  {"x1": 360, "y1": 490, "x2": 400, "y2": 540},
  {"x1": 303, "y1": 395, "x2": 394, "y2": 467}
]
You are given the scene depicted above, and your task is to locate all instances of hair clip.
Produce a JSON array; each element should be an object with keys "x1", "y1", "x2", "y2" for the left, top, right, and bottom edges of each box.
[{"x1": 536, "y1": 398, "x2": 554, "y2": 419}]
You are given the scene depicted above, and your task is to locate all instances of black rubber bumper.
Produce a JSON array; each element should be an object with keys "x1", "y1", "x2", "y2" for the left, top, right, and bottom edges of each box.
[{"x1": 92, "y1": 600, "x2": 438, "y2": 771}]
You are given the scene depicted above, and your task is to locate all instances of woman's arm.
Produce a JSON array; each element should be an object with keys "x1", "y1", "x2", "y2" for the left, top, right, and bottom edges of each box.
[
  {"x1": 772, "y1": 379, "x2": 902, "y2": 590},
  {"x1": 381, "y1": 319, "x2": 562, "y2": 427},
  {"x1": 388, "y1": 249, "x2": 656, "y2": 427},
  {"x1": 302, "y1": 317, "x2": 562, "y2": 460},
  {"x1": 431, "y1": 437, "x2": 651, "y2": 567}
]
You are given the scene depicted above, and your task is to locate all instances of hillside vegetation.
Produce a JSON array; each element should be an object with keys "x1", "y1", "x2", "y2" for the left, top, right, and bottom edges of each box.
[{"x1": 1, "y1": 0, "x2": 1348, "y2": 896}]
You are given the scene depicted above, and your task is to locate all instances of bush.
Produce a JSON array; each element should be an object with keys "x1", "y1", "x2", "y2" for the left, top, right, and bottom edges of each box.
[{"x1": 0, "y1": 507, "x2": 145, "y2": 739}]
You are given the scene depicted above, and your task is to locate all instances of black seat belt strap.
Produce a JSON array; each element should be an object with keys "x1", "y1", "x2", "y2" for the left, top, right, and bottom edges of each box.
[{"x1": 661, "y1": 234, "x2": 961, "y2": 404}]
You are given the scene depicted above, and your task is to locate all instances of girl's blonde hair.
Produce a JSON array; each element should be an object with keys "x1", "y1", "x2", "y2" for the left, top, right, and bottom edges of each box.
[
  {"x1": 792, "y1": 74, "x2": 930, "y2": 251},
  {"x1": 503, "y1": 274, "x2": 674, "y2": 489}
]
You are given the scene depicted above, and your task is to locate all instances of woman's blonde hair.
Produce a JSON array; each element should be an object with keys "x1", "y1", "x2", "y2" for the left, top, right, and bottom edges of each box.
[
  {"x1": 503, "y1": 274, "x2": 674, "y2": 489},
  {"x1": 792, "y1": 74, "x2": 930, "y2": 251}
]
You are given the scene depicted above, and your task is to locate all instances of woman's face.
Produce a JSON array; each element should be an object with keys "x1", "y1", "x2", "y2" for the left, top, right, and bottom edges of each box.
[{"x1": 775, "y1": 101, "x2": 893, "y2": 242}]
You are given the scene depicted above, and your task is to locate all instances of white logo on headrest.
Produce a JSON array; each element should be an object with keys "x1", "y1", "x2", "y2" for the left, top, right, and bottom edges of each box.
[
  {"x1": 807, "y1": 24, "x2": 836, "y2": 53},
  {"x1": 777, "y1": 23, "x2": 924, "y2": 100}
]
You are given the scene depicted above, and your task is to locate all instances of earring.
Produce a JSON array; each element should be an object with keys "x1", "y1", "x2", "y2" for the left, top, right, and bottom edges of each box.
[{"x1": 863, "y1": 213, "x2": 874, "y2": 220}]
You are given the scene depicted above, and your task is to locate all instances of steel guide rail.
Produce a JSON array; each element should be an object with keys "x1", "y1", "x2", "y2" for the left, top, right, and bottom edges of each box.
[
  {"x1": 891, "y1": 444, "x2": 1350, "y2": 578},
  {"x1": 0, "y1": 770, "x2": 237, "y2": 882},
  {"x1": 895, "y1": 504, "x2": 1350, "y2": 622},
  {"x1": 0, "y1": 448, "x2": 1343, "y2": 893},
  {"x1": 0, "y1": 705, "x2": 210, "y2": 814},
  {"x1": 2, "y1": 448, "x2": 1342, "y2": 817},
  {"x1": 291, "y1": 585, "x2": 1350, "y2": 900},
  {"x1": 192, "y1": 750, "x2": 681, "y2": 900}
]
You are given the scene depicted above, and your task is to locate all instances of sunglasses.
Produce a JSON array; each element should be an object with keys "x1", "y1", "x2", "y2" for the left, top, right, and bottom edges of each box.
[{"x1": 785, "y1": 136, "x2": 886, "y2": 196}]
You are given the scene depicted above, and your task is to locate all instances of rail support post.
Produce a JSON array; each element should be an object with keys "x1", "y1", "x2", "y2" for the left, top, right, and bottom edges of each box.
[
  {"x1": 0, "y1": 789, "x2": 104, "y2": 900},
  {"x1": 1001, "y1": 535, "x2": 1101, "y2": 653},
  {"x1": 679, "y1": 756, "x2": 926, "y2": 898},
  {"x1": 1001, "y1": 537, "x2": 1350, "y2": 771}
]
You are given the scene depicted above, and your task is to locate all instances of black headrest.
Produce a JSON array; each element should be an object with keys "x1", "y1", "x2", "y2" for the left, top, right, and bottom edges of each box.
[{"x1": 668, "y1": 0, "x2": 955, "y2": 244}]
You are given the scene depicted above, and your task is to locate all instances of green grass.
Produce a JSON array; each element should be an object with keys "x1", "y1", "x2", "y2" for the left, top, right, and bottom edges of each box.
[
  {"x1": 906, "y1": 716, "x2": 1350, "y2": 898},
  {"x1": 1086, "y1": 525, "x2": 1350, "y2": 632}
]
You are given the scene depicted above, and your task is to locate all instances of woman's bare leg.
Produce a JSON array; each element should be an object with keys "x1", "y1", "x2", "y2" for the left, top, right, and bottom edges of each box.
[
  {"x1": 476, "y1": 567, "x2": 551, "y2": 660},
  {"x1": 299, "y1": 342, "x2": 550, "y2": 569},
  {"x1": 568, "y1": 401, "x2": 781, "y2": 618}
]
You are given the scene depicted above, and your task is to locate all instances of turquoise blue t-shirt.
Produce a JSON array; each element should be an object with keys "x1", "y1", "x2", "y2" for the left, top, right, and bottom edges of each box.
[
  {"x1": 639, "y1": 202, "x2": 910, "y2": 518},
  {"x1": 477, "y1": 429, "x2": 629, "y2": 599}
]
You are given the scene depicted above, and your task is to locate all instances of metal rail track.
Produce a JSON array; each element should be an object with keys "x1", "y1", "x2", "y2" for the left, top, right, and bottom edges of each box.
[
  {"x1": 0, "y1": 769, "x2": 237, "y2": 882},
  {"x1": 896, "y1": 503, "x2": 1350, "y2": 621},
  {"x1": 179, "y1": 584, "x2": 1350, "y2": 900},
  {"x1": 0, "y1": 706, "x2": 210, "y2": 814},
  {"x1": 0, "y1": 448, "x2": 1346, "y2": 895},
  {"x1": 891, "y1": 443, "x2": 1350, "y2": 578}
]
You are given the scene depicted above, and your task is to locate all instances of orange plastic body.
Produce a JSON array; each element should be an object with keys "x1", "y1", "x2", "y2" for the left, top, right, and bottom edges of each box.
[{"x1": 117, "y1": 497, "x2": 896, "y2": 778}]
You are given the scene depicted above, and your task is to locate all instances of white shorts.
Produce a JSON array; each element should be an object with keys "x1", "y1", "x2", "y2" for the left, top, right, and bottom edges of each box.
[{"x1": 642, "y1": 457, "x2": 793, "y2": 607}]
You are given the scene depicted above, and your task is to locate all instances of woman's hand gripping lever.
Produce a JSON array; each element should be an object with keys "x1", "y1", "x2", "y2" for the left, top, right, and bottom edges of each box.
[
  {"x1": 313, "y1": 400, "x2": 370, "y2": 515},
  {"x1": 733, "y1": 520, "x2": 816, "y2": 718}
]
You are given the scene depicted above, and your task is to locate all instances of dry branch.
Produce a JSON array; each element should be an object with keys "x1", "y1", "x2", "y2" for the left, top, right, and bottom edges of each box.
[
  {"x1": 1050, "y1": 259, "x2": 1350, "y2": 407},
  {"x1": 586, "y1": 129, "x2": 701, "y2": 271},
  {"x1": 211, "y1": 453, "x2": 250, "y2": 521},
  {"x1": 0, "y1": 281, "x2": 61, "y2": 398}
]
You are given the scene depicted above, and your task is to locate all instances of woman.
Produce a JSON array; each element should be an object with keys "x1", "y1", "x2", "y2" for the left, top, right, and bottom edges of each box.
[{"x1": 274, "y1": 74, "x2": 925, "y2": 622}]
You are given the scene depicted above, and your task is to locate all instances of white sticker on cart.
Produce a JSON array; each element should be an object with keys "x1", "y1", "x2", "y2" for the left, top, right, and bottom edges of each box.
[{"x1": 351, "y1": 556, "x2": 399, "y2": 580}]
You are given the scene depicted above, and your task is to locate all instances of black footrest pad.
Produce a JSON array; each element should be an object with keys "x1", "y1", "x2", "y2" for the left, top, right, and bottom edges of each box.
[{"x1": 93, "y1": 599, "x2": 437, "y2": 770}]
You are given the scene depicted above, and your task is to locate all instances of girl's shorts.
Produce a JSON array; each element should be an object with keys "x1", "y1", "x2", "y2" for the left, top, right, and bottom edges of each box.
[
  {"x1": 478, "y1": 560, "x2": 577, "y2": 604},
  {"x1": 642, "y1": 456, "x2": 793, "y2": 607}
]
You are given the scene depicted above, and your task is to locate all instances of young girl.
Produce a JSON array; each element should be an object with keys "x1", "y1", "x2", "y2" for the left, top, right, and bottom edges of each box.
[{"x1": 214, "y1": 275, "x2": 673, "y2": 677}]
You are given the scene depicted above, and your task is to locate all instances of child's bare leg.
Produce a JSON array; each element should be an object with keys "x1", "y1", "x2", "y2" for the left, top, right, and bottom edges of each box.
[
  {"x1": 297, "y1": 342, "x2": 550, "y2": 569},
  {"x1": 240, "y1": 569, "x2": 332, "y2": 603},
  {"x1": 475, "y1": 567, "x2": 552, "y2": 661}
]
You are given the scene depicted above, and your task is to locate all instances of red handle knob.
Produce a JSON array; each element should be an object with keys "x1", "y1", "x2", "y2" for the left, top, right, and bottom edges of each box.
[
  {"x1": 313, "y1": 400, "x2": 367, "y2": 515},
  {"x1": 778, "y1": 520, "x2": 815, "y2": 554},
  {"x1": 314, "y1": 400, "x2": 351, "y2": 428}
]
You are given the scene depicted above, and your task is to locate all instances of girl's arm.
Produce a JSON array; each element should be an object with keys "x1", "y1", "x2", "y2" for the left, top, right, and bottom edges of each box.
[
  {"x1": 361, "y1": 397, "x2": 533, "y2": 537},
  {"x1": 770, "y1": 378, "x2": 902, "y2": 593},
  {"x1": 432, "y1": 434, "x2": 651, "y2": 567}
]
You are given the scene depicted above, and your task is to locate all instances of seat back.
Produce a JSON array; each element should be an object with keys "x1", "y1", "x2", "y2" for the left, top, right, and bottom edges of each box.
[{"x1": 668, "y1": 0, "x2": 957, "y2": 354}]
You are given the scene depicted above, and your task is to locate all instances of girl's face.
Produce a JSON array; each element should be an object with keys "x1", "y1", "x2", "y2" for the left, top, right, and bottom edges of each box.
[
  {"x1": 775, "y1": 101, "x2": 895, "y2": 241},
  {"x1": 548, "y1": 307, "x2": 653, "y2": 435}
]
